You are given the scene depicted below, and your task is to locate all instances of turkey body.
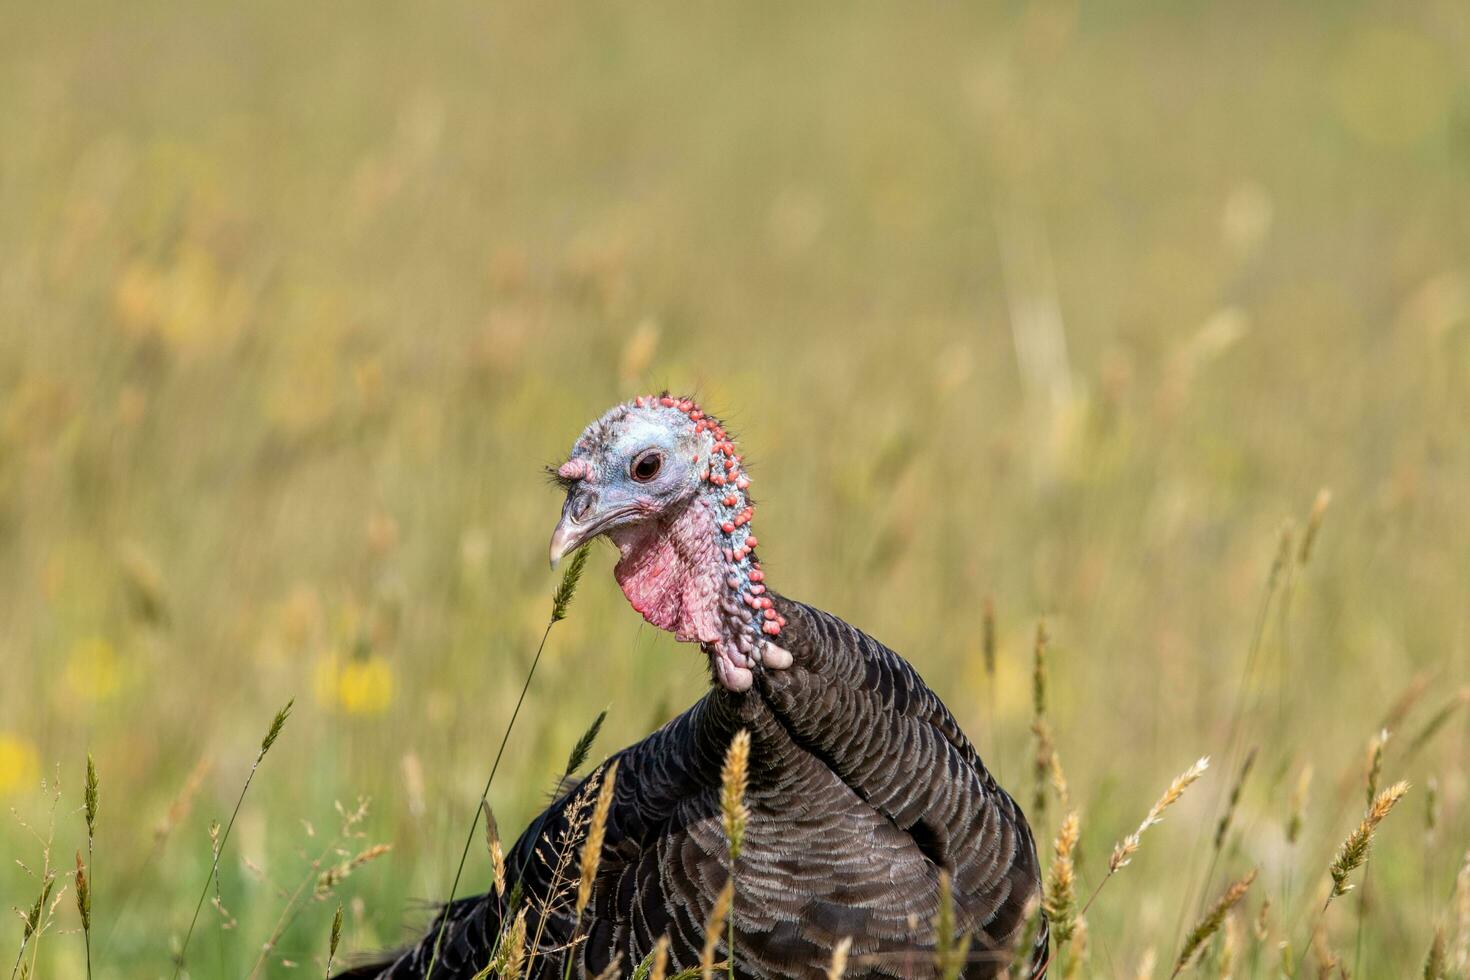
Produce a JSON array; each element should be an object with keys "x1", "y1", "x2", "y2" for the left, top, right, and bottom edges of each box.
[{"x1": 348, "y1": 596, "x2": 1046, "y2": 979}]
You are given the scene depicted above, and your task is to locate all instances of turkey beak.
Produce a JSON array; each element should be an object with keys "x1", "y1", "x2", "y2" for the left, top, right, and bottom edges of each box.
[
  {"x1": 549, "y1": 489, "x2": 597, "y2": 569},
  {"x1": 548, "y1": 520, "x2": 581, "y2": 570}
]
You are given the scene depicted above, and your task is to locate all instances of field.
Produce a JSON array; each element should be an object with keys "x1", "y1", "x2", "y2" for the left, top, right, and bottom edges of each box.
[{"x1": 3, "y1": 1, "x2": 1469, "y2": 976}]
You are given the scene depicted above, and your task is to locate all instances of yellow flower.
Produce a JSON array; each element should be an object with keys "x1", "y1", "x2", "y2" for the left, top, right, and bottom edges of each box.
[
  {"x1": 338, "y1": 658, "x2": 394, "y2": 715},
  {"x1": 0, "y1": 734, "x2": 40, "y2": 796},
  {"x1": 314, "y1": 654, "x2": 395, "y2": 716},
  {"x1": 63, "y1": 637, "x2": 122, "y2": 704}
]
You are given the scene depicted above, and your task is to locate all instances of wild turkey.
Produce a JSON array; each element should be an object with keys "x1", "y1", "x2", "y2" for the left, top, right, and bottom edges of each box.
[{"x1": 344, "y1": 395, "x2": 1047, "y2": 979}]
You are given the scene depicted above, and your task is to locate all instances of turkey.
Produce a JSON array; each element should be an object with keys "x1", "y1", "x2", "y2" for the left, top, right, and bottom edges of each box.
[{"x1": 344, "y1": 395, "x2": 1046, "y2": 979}]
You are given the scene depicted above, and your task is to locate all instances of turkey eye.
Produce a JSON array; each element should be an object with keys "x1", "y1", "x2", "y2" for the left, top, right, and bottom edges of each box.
[{"x1": 630, "y1": 451, "x2": 663, "y2": 483}]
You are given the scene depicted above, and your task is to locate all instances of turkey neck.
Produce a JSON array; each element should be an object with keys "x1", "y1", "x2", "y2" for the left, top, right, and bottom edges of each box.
[{"x1": 610, "y1": 493, "x2": 786, "y2": 693}]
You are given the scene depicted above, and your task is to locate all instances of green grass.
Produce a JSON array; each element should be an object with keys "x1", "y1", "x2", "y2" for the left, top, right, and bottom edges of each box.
[{"x1": 2, "y1": 1, "x2": 1469, "y2": 975}]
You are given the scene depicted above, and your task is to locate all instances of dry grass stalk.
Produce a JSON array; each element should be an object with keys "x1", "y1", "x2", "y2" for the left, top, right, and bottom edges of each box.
[
  {"x1": 1268, "y1": 522, "x2": 1295, "y2": 592},
  {"x1": 1453, "y1": 851, "x2": 1470, "y2": 974},
  {"x1": 1062, "y1": 916, "x2": 1088, "y2": 980},
  {"x1": 720, "y1": 729, "x2": 751, "y2": 863},
  {"x1": 1297, "y1": 488, "x2": 1331, "y2": 566},
  {"x1": 577, "y1": 760, "x2": 620, "y2": 920},
  {"x1": 1328, "y1": 781, "x2": 1409, "y2": 901},
  {"x1": 1407, "y1": 689, "x2": 1470, "y2": 759},
  {"x1": 1044, "y1": 811, "x2": 1080, "y2": 945},
  {"x1": 700, "y1": 879, "x2": 734, "y2": 980},
  {"x1": 315, "y1": 842, "x2": 393, "y2": 895},
  {"x1": 524, "y1": 776, "x2": 602, "y2": 976},
  {"x1": 1049, "y1": 754, "x2": 1071, "y2": 811},
  {"x1": 1030, "y1": 622, "x2": 1054, "y2": 821},
  {"x1": 1363, "y1": 729, "x2": 1388, "y2": 808},
  {"x1": 1085, "y1": 757, "x2": 1209, "y2": 914},
  {"x1": 482, "y1": 800, "x2": 506, "y2": 898},
  {"x1": 982, "y1": 597, "x2": 997, "y2": 681},
  {"x1": 1309, "y1": 923, "x2": 1338, "y2": 978},
  {"x1": 591, "y1": 953, "x2": 624, "y2": 979},
  {"x1": 1379, "y1": 673, "x2": 1429, "y2": 735},
  {"x1": 1012, "y1": 896, "x2": 1044, "y2": 979},
  {"x1": 827, "y1": 937, "x2": 852, "y2": 979},
  {"x1": 501, "y1": 907, "x2": 528, "y2": 980},
  {"x1": 1134, "y1": 947, "x2": 1156, "y2": 979},
  {"x1": 1277, "y1": 939, "x2": 1294, "y2": 977},
  {"x1": 1213, "y1": 747, "x2": 1257, "y2": 853},
  {"x1": 1171, "y1": 868, "x2": 1257, "y2": 978},
  {"x1": 1287, "y1": 765, "x2": 1313, "y2": 846},
  {"x1": 649, "y1": 935, "x2": 670, "y2": 980},
  {"x1": 1425, "y1": 777, "x2": 1440, "y2": 844},
  {"x1": 934, "y1": 870, "x2": 972, "y2": 980},
  {"x1": 80, "y1": 753, "x2": 98, "y2": 980},
  {"x1": 1217, "y1": 910, "x2": 1238, "y2": 980},
  {"x1": 155, "y1": 756, "x2": 212, "y2": 842},
  {"x1": 1423, "y1": 925, "x2": 1446, "y2": 980}
]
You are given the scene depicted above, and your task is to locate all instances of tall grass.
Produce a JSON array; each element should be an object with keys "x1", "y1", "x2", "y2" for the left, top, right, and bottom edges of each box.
[
  {"x1": 171, "y1": 699, "x2": 292, "y2": 979},
  {"x1": 3, "y1": 3, "x2": 1469, "y2": 974}
]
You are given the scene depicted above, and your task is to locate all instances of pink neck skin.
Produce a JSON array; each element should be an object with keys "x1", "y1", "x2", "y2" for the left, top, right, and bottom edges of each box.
[{"x1": 611, "y1": 498, "x2": 761, "y2": 691}]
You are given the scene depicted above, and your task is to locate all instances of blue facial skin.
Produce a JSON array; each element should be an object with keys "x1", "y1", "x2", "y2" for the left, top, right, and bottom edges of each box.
[{"x1": 553, "y1": 405, "x2": 707, "y2": 560}]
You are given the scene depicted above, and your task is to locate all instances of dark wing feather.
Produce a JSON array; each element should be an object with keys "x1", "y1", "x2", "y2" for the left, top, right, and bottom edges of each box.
[{"x1": 342, "y1": 595, "x2": 1044, "y2": 979}]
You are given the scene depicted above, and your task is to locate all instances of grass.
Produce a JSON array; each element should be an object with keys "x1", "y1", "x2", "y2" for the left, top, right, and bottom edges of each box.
[{"x1": 2, "y1": 1, "x2": 1470, "y2": 976}]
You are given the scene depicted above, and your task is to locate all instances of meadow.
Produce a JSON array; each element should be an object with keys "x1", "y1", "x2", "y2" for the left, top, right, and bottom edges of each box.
[{"x1": 2, "y1": 1, "x2": 1469, "y2": 976}]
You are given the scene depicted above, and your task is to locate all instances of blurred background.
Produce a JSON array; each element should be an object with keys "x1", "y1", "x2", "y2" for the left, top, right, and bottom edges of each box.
[{"x1": 2, "y1": 1, "x2": 1468, "y2": 975}]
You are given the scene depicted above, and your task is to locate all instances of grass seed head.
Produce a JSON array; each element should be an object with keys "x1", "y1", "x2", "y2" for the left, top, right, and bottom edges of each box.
[
  {"x1": 74, "y1": 850, "x2": 90, "y2": 932},
  {"x1": 591, "y1": 954, "x2": 624, "y2": 980},
  {"x1": 1214, "y1": 747, "x2": 1257, "y2": 853},
  {"x1": 566, "y1": 709, "x2": 608, "y2": 776},
  {"x1": 1173, "y1": 868, "x2": 1256, "y2": 978},
  {"x1": 261, "y1": 699, "x2": 293, "y2": 756},
  {"x1": 1423, "y1": 925, "x2": 1446, "y2": 980},
  {"x1": 1044, "y1": 811, "x2": 1080, "y2": 945},
  {"x1": 1111, "y1": 757, "x2": 1210, "y2": 873},
  {"x1": 1031, "y1": 621, "x2": 1052, "y2": 820},
  {"x1": 1287, "y1": 765, "x2": 1313, "y2": 845},
  {"x1": 982, "y1": 597, "x2": 997, "y2": 680},
  {"x1": 501, "y1": 907, "x2": 527, "y2": 979},
  {"x1": 551, "y1": 546, "x2": 591, "y2": 622},
  {"x1": 84, "y1": 753, "x2": 99, "y2": 840},
  {"x1": 1452, "y1": 851, "x2": 1470, "y2": 972},
  {"x1": 576, "y1": 760, "x2": 619, "y2": 918},
  {"x1": 720, "y1": 729, "x2": 751, "y2": 862},
  {"x1": 1329, "y1": 781, "x2": 1409, "y2": 898},
  {"x1": 700, "y1": 878, "x2": 734, "y2": 980},
  {"x1": 482, "y1": 799, "x2": 506, "y2": 898},
  {"x1": 1298, "y1": 488, "x2": 1331, "y2": 565},
  {"x1": 329, "y1": 902, "x2": 344, "y2": 963},
  {"x1": 1408, "y1": 689, "x2": 1470, "y2": 758},
  {"x1": 826, "y1": 936, "x2": 852, "y2": 980},
  {"x1": 1364, "y1": 729, "x2": 1389, "y2": 808},
  {"x1": 649, "y1": 935, "x2": 670, "y2": 980}
]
